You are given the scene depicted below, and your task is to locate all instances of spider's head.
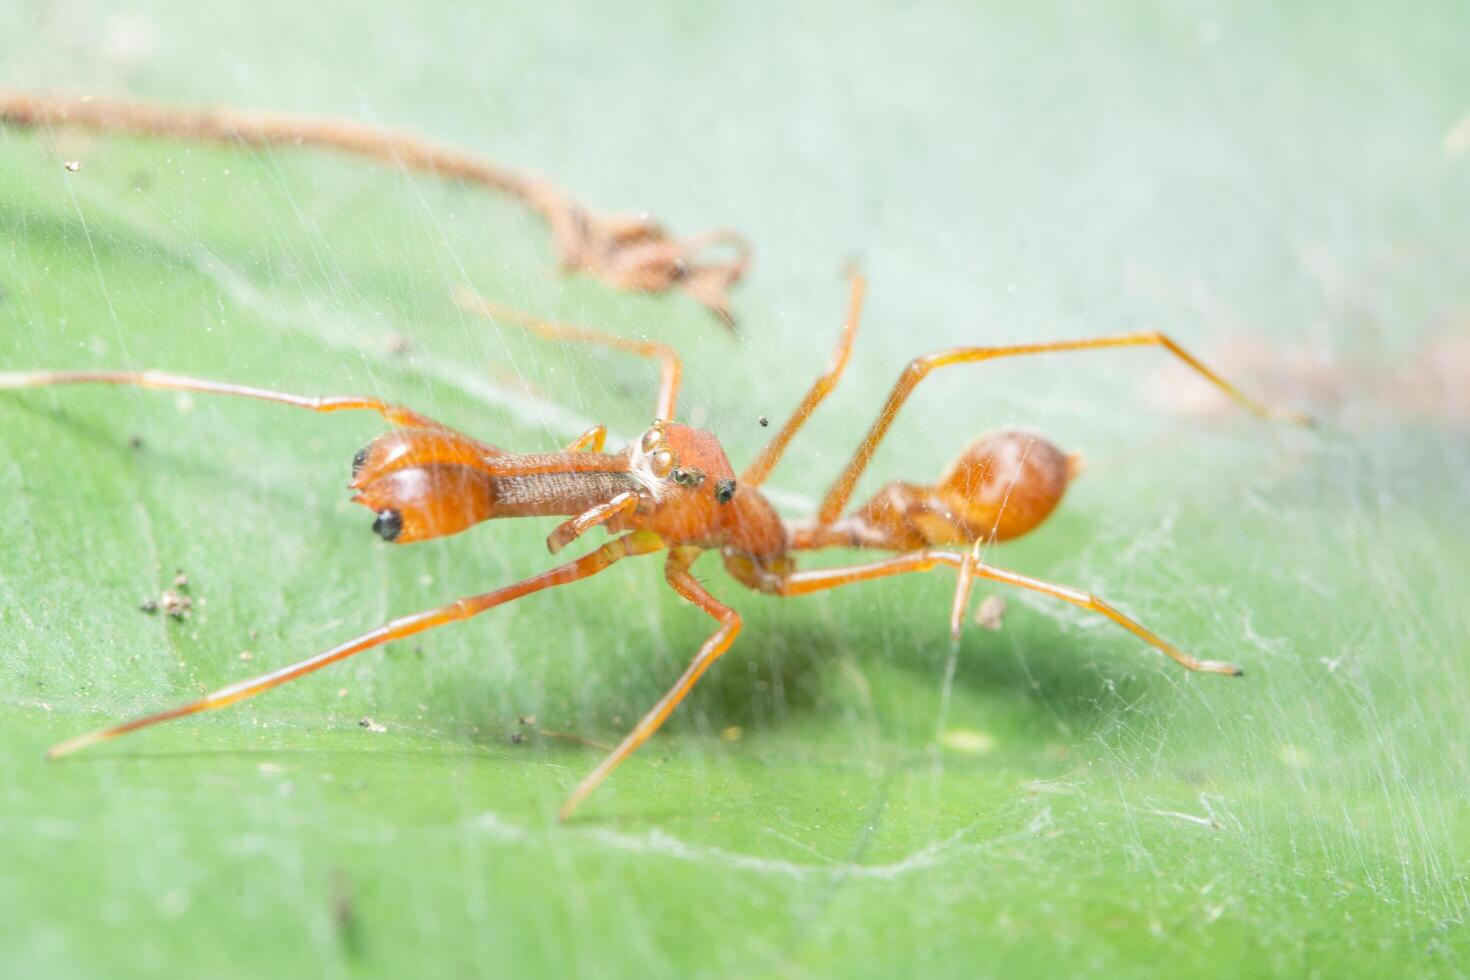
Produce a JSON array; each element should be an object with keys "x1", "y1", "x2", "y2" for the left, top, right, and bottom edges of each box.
[
  {"x1": 627, "y1": 421, "x2": 740, "y2": 545},
  {"x1": 626, "y1": 421, "x2": 787, "y2": 559}
]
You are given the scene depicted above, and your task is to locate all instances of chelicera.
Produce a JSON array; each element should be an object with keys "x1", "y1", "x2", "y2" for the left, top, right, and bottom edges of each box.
[{"x1": 0, "y1": 274, "x2": 1308, "y2": 818}]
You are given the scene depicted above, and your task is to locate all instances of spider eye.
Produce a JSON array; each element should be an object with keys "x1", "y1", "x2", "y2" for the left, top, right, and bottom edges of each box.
[
  {"x1": 640, "y1": 427, "x2": 663, "y2": 453},
  {"x1": 671, "y1": 467, "x2": 706, "y2": 487},
  {"x1": 714, "y1": 478, "x2": 736, "y2": 504},
  {"x1": 651, "y1": 448, "x2": 676, "y2": 478}
]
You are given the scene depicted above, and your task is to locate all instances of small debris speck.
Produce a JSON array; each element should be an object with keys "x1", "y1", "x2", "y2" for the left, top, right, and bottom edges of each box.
[
  {"x1": 160, "y1": 590, "x2": 192, "y2": 619},
  {"x1": 173, "y1": 572, "x2": 189, "y2": 589},
  {"x1": 758, "y1": 415, "x2": 769, "y2": 427},
  {"x1": 975, "y1": 595, "x2": 1007, "y2": 631},
  {"x1": 139, "y1": 599, "x2": 159, "y2": 614},
  {"x1": 239, "y1": 651, "x2": 253, "y2": 662},
  {"x1": 63, "y1": 160, "x2": 81, "y2": 173},
  {"x1": 517, "y1": 714, "x2": 536, "y2": 727},
  {"x1": 509, "y1": 731, "x2": 525, "y2": 744},
  {"x1": 128, "y1": 435, "x2": 144, "y2": 450},
  {"x1": 720, "y1": 725, "x2": 744, "y2": 742},
  {"x1": 359, "y1": 716, "x2": 387, "y2": 734}
]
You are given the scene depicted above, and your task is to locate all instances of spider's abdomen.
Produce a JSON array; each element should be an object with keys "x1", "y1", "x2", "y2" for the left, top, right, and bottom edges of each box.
[
  {"x1": 799, "y1": 429, "x2": 1078, "y2": 553},
  {"x1": 933, "y1": 429, "x2": 1076, "y2": 542}
]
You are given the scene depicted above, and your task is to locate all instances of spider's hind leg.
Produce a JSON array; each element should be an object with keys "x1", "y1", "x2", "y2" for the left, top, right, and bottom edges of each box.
[{"x1": 766, "y1": 547, "x2": 1243, "y2": 676}]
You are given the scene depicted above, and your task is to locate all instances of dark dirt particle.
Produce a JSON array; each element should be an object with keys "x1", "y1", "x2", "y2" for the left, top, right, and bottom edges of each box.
[{"x1": 329, "y1": 868, "x2": 361, "y2": 955}]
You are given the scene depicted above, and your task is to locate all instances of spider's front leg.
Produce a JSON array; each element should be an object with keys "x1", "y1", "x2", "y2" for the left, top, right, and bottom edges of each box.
[
  {"x1": 559, "y1": 546, "x2": 742, "y2": 820},
  {"x1": 0, "y1": 369, "x2": 449, "y2": 429},
  {"x1": 47, "y1": 531, "x2": 667, "y2": 760}
]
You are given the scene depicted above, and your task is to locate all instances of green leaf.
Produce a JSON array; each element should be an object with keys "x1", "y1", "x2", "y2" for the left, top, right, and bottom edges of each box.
[{"x1": 2, "y1": 3, "x2": 1468, "y2": 977}]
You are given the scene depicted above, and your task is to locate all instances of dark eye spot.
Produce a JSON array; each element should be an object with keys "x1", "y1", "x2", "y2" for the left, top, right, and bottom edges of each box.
[
  {"x1": 372, "y1": 509, "x2": 403, "y2": 542},
  {"x1": 714, "y1": 478, "x2": 736, "y2": 504},
  {"x1": 352, "y1": 446, "x2": 370, "y2": 477},
  {"x1": 671, "y1": 467, "x2": 706, "y2": 487}
]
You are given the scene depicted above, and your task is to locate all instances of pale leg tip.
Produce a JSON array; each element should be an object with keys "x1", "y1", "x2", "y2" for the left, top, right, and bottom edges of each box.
[
  {"x1": 557, "y1": 783, "x2": 593, "y2": 823},
  {"x1": 1275, "y1": 409, "x2": 1316, "y2": 428},
  {"x1": 46, "y1": 737, "x2": 87, "y2": 760},
  {"x1": 46, "y1": 724, "x2": 117, "y2": 759}
]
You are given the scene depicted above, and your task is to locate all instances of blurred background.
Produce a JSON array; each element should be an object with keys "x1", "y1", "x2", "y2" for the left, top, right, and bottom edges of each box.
[{"x1": 1, "y1": 2, "x2": 1467, "y2": 977}]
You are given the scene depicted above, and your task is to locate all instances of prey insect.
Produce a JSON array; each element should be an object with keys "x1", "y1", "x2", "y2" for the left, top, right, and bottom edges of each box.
[
  {"x1": 0, "y1": 91, "x2": 752, "y2": 326},
  {"x1": 1, "y1": 275, "x2": 1309, "y2": 818}
]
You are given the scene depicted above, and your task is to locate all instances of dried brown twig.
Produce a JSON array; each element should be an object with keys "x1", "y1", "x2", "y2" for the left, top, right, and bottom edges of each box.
[{"x1": 0, "y1": 90, "x2": 751, "y2": 328}]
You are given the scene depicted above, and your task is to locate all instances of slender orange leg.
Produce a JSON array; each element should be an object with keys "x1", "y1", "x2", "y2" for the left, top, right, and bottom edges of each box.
[
  {"x1": 47, "y1": 530, "x2": 667, "y2": 760},
  {"x1": 817, "y1": 333, "x2": 1314, "y2": 524},
  {"x1": 454, "y1": 287, "x2": 683, "y2": 422},
  {"x1": 546, "y1": 491, "x2": 640, "y2": 554},
  {"x1": 0, "y1": 370, "x2": 640, "y2": 481},
  {"x1": 0, "y1": 370, "x2": 446, "y2": 429},
  {"x1": 563, "y1": 425, "x2": 608, "y2": 453},
  {"x1": 958, "y1": 556, "x2": 1242, "y2": 675},
  {"x1": 559, "y1": 546, "x2": 741, "y2": 820},
  {"x1": 771, "y1": 548, "x2": 1242, "y2": 675},
  {"x1": 740, "y1": 271, "x2": 866, "y2": 488}
]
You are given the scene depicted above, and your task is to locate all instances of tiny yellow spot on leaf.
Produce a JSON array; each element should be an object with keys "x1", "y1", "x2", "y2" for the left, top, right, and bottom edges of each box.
[{"x1": 939, "y1": 728, "x2": 995, "y2": 754}]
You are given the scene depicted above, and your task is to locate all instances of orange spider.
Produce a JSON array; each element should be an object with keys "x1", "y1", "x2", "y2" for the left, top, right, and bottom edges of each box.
[{"x1": 0, "y1": 275, "x2": 1309, "y2": 818}]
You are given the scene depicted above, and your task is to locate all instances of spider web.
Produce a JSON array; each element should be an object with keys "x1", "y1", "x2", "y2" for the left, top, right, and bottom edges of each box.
[{"x1": 1, "y1": 1, "x2": 1468, "y2": 977}]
